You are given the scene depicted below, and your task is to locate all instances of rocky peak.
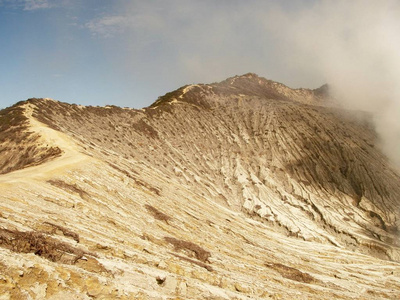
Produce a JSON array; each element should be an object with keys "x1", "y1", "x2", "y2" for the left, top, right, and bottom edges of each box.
[
  {"x1": 150, "y1": 73, "x2": 329, "y2": 109},
  {"x1": 214, "y1": 73, "x2": 330, "y2": 104}
]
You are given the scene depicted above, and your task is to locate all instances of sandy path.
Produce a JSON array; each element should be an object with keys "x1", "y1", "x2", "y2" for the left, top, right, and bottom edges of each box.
[{"x1": 0, "y1": 104, "x2": 92, "y2": 184}]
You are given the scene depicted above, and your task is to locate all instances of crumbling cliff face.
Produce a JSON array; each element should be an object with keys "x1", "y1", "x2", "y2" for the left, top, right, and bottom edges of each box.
[{"x1": 1, "y1": 74, "x2": 399, "y2": 299}]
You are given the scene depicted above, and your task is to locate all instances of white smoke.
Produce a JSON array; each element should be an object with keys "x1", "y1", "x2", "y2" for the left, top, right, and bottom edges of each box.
[{"x1": 266, "y1": 0, "x2": 400, "y2": 169}]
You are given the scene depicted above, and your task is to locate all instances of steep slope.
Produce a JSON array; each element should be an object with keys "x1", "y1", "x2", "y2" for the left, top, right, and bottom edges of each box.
[
  {"x1": 0, "y1": 74, "x2": 400, "y2": 299},
  {"x1": 0, "y1": 100, "x2": 62, "y2": 174},
  {"x1": 29, "y1": 74, "x2": 400, "y2": 259}
]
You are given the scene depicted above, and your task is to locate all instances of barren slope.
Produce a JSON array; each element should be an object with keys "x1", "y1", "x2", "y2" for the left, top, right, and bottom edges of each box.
[{"x1": 0, "y1": 74, "x2": 400, "y2": 299}]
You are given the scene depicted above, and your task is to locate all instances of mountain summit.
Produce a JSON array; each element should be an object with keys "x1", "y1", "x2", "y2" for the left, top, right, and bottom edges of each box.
[
  {"x1": 0, "y1": 74, "x2": 400, "y2": 299},
  {"x1": 151, "y1": 73, "x2": 328, "y2": 108}
]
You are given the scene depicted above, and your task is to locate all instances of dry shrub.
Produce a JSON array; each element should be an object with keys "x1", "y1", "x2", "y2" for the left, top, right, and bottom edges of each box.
[
  {"x1": 145, "y1": 205, "x2": 171, "y2": 222},
  {"x1": 265, "y1": 262, "x2": 315, "y2": 283},
  {"x1": 0, "y1": 228, "x2": 94, "y2": 264},
  {"x1": 140, "y1": 183, "x2": 161, "y2": 196},
  {"x1": 0, "y1": 144, "x2": 62, "y2": 175},
  {"x1": 171, "y1": 253, "x2": 213, "y2": 272},
  {"x1": 108, "y1": 162, "x2": 136, "y2": 180},
  {"x1": 132, "y1": 119, "x2": 159, "y2": 139},
  {"x1": 150, "y1": 88, "x2": 184, "y2": 108},
  {"x1": 0, "y1": 104, "x2": 29, "y2": 132},
  {"x1": 129, "y1": 176, "x2": 162, "y2": 196},
  {"x1": 48, "y1": 180, "x2": 89, "y2": 199},
  {"x1": 164, "y1": 237, "x2": 211, "y2": 263},
  {"x1": 108, "y1": 163, "x2": 161, "y2": 195},
  {"x1": 0, "y1": 102, "x2": 63, "y2": 174},
  {"x1": 33, "y1": 110, "x2": 60, "y2": 131},
  {"x1": 43, "y1": 222, "x2": 80, "y2": 243}
]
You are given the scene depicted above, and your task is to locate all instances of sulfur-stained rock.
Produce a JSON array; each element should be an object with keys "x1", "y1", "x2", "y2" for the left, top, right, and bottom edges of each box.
[
  {"x1": 163, "y1": 276, "x2": 178, "y2": 294},
  {"x1": 177, "y1": 281, "x2": 187, "y2": 296},
  {"x1": 84, "y1": 277, "x2": 105, "y2": 297},
  {"x1": 157, "y1": 260, "x2": 167, "y2": 269},
  {"x1": 75, "y1": 257, "x2": 109, "y2": 274},
  {"x1": 234, "y1": 282, "x2": 251, "y2": 294}
]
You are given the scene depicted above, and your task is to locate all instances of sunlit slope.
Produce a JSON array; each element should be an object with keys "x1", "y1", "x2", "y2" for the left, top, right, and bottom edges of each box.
[
  {"x1": 30, "y1": 74, "x2": 400, "y2": 260},
  {"x1": 0, "y1": 74, "x2": 399, "y2": 299}
]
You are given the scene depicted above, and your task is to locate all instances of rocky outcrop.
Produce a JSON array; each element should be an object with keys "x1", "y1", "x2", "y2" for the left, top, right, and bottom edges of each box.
[{"x1": 0, "y1": 74, "x2": 399, "y2": 299}]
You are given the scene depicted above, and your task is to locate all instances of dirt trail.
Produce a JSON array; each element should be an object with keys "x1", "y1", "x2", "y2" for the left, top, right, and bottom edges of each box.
[{"x1": 0, "y1": 103, "x2": 92, "y2": 184}]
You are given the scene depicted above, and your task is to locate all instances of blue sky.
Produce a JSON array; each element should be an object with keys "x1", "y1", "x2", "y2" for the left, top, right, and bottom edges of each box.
[
  {"x1": 1, "y1": 0, "x2": 399, "y2": 113},
  {"x1": 0, "y1": 0, "x2": 138, "y2": 108},
  {"x1": 0, "y1": 0, "x2": 325, "y2": 109}
]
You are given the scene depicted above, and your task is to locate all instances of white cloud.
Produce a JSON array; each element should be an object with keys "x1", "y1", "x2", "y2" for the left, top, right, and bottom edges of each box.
[
  {"x1": 23, "y1": 0, "x2": 53, "y2": 10},
  {"x1": 85, "y1": 15, "x2": 129, "y2": 38},
  {"x1": 85, "y1": 9, "x2": 166, "y2": 38},
  {"x1": 0, "y1": 0, "x2": 57, "y2": 10}
]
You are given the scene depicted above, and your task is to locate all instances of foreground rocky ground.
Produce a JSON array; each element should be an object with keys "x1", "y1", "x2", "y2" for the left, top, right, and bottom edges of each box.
[{"x1": 0, "y1": 74, "x2": 399, "y2": 299}]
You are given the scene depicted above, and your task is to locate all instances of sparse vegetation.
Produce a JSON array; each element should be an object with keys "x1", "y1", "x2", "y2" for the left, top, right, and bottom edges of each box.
[
  {"x1": 150, "y1": 88, "x2": 186, "y2": 108},
  {"x1": 108, "y1": 163, "x2": 161, "y2": 195},
  {"x1": 48, "y1": 180, "x2": 89, "y2": 199},
  {"x1": 171, "y1": 253, "x2": 213, "y2": 272},
  {"x1": 0, "y1": 228, "x2": 92, "y2": 264},
  {"x1": 164, "y1": 236, "x2": 211, "y2": 263},
  {"x1": 145, "y1": 204, "x2": 171, "y2": 222},
  {"x1": 0, "y1": 104, "x2": 29, "y2": 133},
  {"x1": 0, "y1": 143, "x2": 62, "y2": 174},
  {"x1": 108, "y1": 162, "x2": 136, "y2": 180},
  {"x1": 265, "y1": 262, "x2": 315, "y2": 283},
  {"x1": 0, "y1": 104, "x2": 31, "y2": 146},
  {"x1": 0, "y1": 101, "x2": 63, "y2": 174},
  {"x1": 43, "y1": 221, "x2": 80, "y2": 243},
  {"x1": 132, "y1": 119, "x2": 159, "y2": 139}
]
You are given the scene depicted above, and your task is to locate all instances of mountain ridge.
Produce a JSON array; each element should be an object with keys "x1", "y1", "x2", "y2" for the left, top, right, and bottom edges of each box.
[
  {"x1": 0, "y1": 75, "x2": 400, "y2": 299},
  {"x1": 150, "y1": 73, "x2": 329, "y2": 108}
]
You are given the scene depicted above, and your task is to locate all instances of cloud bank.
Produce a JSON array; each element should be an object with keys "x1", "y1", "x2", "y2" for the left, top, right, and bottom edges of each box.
[{"x1": 265, "y1": 0, "x2": 400, "y2": 169}]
